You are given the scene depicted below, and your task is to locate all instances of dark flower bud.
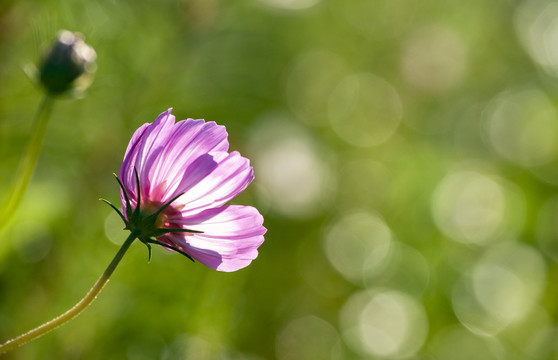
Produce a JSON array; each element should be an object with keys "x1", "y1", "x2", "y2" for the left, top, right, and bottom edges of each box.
[{"x1": 38, "y1": 30, "x2": 96, "y2": 96}]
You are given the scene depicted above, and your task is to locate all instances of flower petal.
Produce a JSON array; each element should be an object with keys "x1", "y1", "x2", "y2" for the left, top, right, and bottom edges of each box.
[
  {"x1": 146, "y1": 119, "x2": 229, "y2": 202},
  {"x1": 119, "y1": 122, "x2": 149, "y2": 209},
  {"x1": 174, "y1": 151, "x2": 254, "y2": 216},
  {"x1": 119, "y1": 109, "x2": 176, "y2": 198},
  {"x1": 162, "y1": 205, "x2": 266, "y2": 271},
  {"x1": 119, "y1": 110, "x2": 230, "y2": 205}
]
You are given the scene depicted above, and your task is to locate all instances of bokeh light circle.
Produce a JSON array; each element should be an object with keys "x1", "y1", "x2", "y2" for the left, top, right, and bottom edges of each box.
[
  {"x1": 340, "y1": 289, "x2": 428, "y2": 358},
  {"x1": 276, "y1": 316, "x2": 342, "y2": 360},
  {"x1": 483, "y1": 88, "x2": 558, "y2": 167},
  {"x1": 515, "y1": 1, "x2": 558, "y2": 78},
  {"x1": 401, "y1": 25, "x2": 467, "y2": 93},
  {"x1": 323, "y1": 211, "x2": 392, "y2": 284},
  {"x1": 258, "y1": 0, "x2": 320, "y2": 11},
  {"x1": 105, "y1": 210, "x2": 126, "y2": 245},
  {"x1": 248, "y1": 113, "x2": 333, "y2": 218},
  {"x1": 474, "y1": 243, "x2": 546, "y2": 323},
  {"x1": 432, "y1": 168, "x2": 525, "y2": 245},
  {"x1": 452, "y1": 242, "x2": 547, "y2": 335},
  {"x1": 328, "y1": 73, "x2": 403, "y2": 147}
]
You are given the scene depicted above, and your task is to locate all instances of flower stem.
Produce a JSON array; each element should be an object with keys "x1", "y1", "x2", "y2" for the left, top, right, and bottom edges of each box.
[
  {"x1": 0, "y1": 231, "x2": 138, "y2": 355},
  {"x1": 0, "y1": 95, "x2": 55, "y2": 232}
]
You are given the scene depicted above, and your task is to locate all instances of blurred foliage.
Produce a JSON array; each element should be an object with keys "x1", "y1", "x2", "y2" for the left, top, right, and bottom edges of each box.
[{"x1": 2, "y1": 0, "x2": 558, "y2": 359}]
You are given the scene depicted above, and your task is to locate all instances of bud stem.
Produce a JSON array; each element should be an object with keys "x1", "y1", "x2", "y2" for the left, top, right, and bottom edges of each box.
[
  {"x1": 0, "y1": 230, "x2": 139, "y2": 355},
  {"x1": 0, "y1": 95, "x2": 55, "y2": 232}
]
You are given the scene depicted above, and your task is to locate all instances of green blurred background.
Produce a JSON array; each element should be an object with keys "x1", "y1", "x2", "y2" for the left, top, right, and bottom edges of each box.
[{"x1": 1, "y1": 0, "x2": 558, "y2": 359}]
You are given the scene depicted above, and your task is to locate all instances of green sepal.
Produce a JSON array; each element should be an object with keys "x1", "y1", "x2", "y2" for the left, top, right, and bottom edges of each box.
[
  {"x1": 113, "y1": 173, "x2": 133, "y2": 221},
  {"x1": 143, "y1": 238, "x2": 195, "y2": 262},
  {"x1": 151, "y1": 228, "x2": 204, "y2": 237},
  {"x1": 100, "y1": 198, "x2": 127, "y2": 224},
  {"x1": 144, "y1": 242, "x2": 152, "y2": 263},
  {"x1": 106, "y1": 169, "x2": 201, "y2": 264}
]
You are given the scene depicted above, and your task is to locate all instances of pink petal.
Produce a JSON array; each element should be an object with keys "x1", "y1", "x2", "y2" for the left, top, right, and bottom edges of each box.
[
  {"x1": 174, "y1": 151, "x2": 254, "y2": 216},
  {"x1": 147, "y1": 119, "x2": 229, "y2": 202},
  {"x1": 162, "y1": 205, "x2": 266, "y2": 272},
  {"x1": 119, "y1": 109, "x2": 176, "y2": 198},
  {"x1": 119, "y1": 111, "x2": 230, "y2": 205},
  {"x1": 119, "y1": 123, "x2": 149, "y2": 208},
  {"x1": 120, "y1": 123, "x2": 149, "y2": 178}
]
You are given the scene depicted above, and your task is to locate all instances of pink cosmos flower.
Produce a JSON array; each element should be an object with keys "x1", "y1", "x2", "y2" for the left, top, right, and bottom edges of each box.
[{"x1": 116, "y1": 109, "x2": 266, "y2": 272}]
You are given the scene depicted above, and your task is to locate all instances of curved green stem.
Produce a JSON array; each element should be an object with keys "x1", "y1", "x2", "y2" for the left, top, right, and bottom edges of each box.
[
  {"x1": 0, "y1": 96, "x2": 55, "y2": 232},
  {"x1": 0, "y1": 231, "x2": 138, "y2": 355}
]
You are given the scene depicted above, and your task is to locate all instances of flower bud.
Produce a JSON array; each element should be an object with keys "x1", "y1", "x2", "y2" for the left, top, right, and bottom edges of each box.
[{"x1": 38, "y1": 30, "x2": 97, "y2": 96}]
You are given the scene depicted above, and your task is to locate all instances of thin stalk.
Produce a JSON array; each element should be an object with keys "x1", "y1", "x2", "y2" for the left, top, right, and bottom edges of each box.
[
  {"x1": 0, "y1": 231, "x2": 138, "y2": 355},
  {"x1": 0, "y1": 96, "x2": 55, "y2": 232}
]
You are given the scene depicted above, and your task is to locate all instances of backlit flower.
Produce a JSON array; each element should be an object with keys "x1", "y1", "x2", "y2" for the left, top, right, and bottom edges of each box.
[{"x1": 117, "y1": 109, "x2": 266, "y2": 272}]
